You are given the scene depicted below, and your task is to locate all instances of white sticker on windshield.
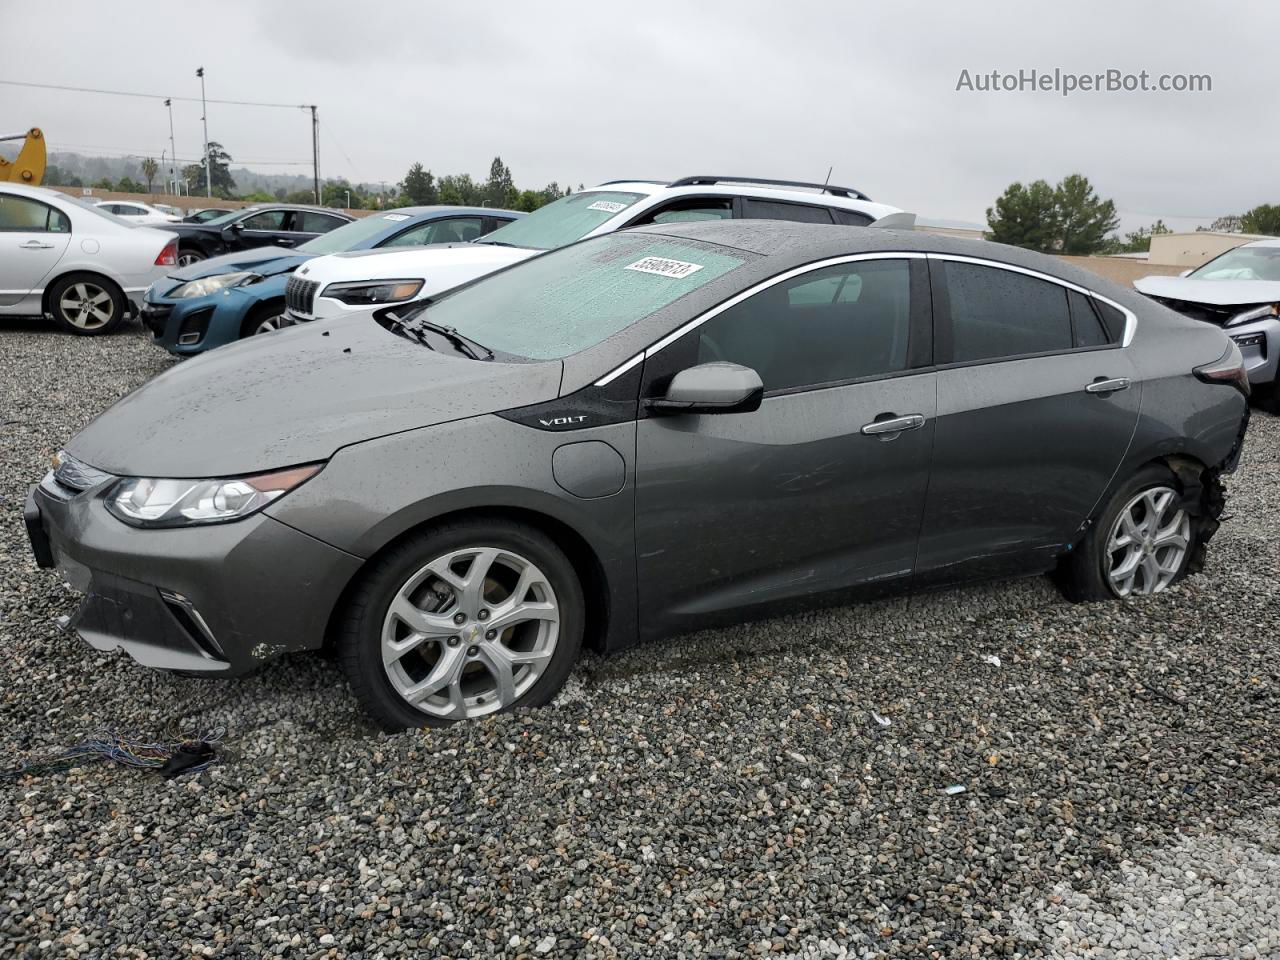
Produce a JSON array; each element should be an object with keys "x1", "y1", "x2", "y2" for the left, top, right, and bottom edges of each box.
[
  {"x1": 587, "y1": 200, "x2": 628, "y2": 213},
  {"x1": 382, "y1": 213, "x2": 410, "y2": 221},
  {"x1": 624, "y1": 256, "x2": 705, "y2": 279}
]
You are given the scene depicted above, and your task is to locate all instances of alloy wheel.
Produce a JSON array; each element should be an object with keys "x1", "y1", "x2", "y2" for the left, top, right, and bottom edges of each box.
[
  {"x1": 381, "y1": 547, "x2": 560, "y2": 720},
  {"x1": 253, "y1": 313, "x2": 288, "y2": 335},
  {"x1": 58, "y1": 282, "x2": 115, "y2": 331},
  {"x1": 1105, "y1": 485, "x2": 1190, "y2": 596},
  {"x1": 177, "y1": 251, "x2": 203, "y2": 267}
]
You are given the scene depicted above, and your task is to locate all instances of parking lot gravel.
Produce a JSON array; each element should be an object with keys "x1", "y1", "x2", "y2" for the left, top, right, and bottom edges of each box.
[{"x1": 1, "y1": 319, "x2": 1277, "y2": 959}]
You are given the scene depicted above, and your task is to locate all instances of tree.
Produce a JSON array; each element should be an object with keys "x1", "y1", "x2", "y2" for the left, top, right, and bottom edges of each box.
[
  {"x1": 1054, "y1": 174, "x2": 1119, "y2": 255},
  {"x1": 92, "y1": 177, "x2": 115, "y2": 191},
  {"x1": 986, "y1": 179, "x2": 1060, "y2": 253},
  {"x1": 190, "y1": 142, "x2": 236, "y2": 196},
  {"x1": 1241, "y1": 204, "x2": 1280, "y2": 237},
  {"x1": 986, "y1": 174, "x2": 1118, "y2": 255},
  {"x1": 485, "y1": 156, "x2": 515, "y2": 208},
  {"x1": 400, "y1": 163, "x2": 437, "y2": 205},
  {"x1": 1202, "y1": 215, "x2": 1242, "y2": 233},
  {"x1": 141, "y1": 157, "x2": 158, "y2": 194},
  {"x1": 321, "y1": 179, "x2": 361, "y2": 209},
  {"x1": 438, "y1": 174, "x2": 482, "y2": 206},
  {"x1": 117, "y1": 176, "x2": 144, "y2": 194}
]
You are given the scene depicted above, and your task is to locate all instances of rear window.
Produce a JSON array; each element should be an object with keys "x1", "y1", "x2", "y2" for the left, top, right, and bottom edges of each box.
[
  {"x1": 476, "y1": 191, "x2": 643, "y2": 251},
  {"x1": 414, "y1": 233, "x2": 748, "y2": 360}
]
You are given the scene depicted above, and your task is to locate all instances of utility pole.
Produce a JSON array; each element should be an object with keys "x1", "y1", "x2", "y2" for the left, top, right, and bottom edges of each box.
[
  {"x1": 196, "y1": 67, "x2": 211, "y2": 198},
  {"x1": 164, "y1": 98, "x2": 178, "y2": 195},
  {"x1": 309, "y1": 105, "x2": 320, "y2": 204}
]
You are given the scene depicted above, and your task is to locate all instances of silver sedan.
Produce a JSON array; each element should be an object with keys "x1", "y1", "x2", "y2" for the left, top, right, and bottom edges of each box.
[{"x1": 0, "y1": 184, "x2": 178, "y2": 334}]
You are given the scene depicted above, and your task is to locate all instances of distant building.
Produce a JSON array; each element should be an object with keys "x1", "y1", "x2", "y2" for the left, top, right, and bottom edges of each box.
[
  {"x1": 914, "y1": 218, "x2": 986, "y2": 241},
  {"x1": 1148, "y1": 231, "x2": 1271, "y2": 267}
]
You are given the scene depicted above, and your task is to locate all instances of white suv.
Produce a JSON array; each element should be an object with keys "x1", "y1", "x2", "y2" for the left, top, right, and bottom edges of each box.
[{"x1": 283, "y1": 176, "x2": 914, "y2": 323}]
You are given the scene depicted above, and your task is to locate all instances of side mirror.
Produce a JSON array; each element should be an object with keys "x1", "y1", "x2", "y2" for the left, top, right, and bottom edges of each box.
[
  {"x1": 231, "y1": 221, "x2": 246, "y2": 231},
  {"x1": 646, "y1": 362, "x2": 764, "y2": 415}
]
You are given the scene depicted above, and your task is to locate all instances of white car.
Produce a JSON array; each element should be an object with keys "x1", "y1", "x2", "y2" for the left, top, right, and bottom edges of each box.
[
  {"x1": 95, "y1": 200, "x2": 183, "y2": 225},
  {"x1": 1135, "y1": 238, "x2": 1280, "y2": 409},
  {"x1": 284, "y1": 176, "x2": 915, "y2": 324},
  {"x1": 0, "y1": 184, "x2": 179, "y2": 334}
]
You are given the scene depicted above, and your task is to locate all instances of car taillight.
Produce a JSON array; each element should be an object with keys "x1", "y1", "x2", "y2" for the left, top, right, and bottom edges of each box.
[
  {"x1": 155, "y1": 239, "x2": 178, "y2": 266},
  {"x1": 1194, "y1": 341, "x2": 1250, "y2": 396}
]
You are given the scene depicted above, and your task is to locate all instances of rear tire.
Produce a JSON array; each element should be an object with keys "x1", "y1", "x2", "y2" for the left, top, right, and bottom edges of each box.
[
  {"x1": 177, "y1": 247, "x2": 205, "y2": 268},
  {"x1": 1058, "y1": 464, "x2": 1199, "y2": 602},
  {"x1": 47, "y1": 273, "x2": 125, "y2": 335},
  {"x1": 338, "y1": 519, "x2": 584, "y2": 730}
]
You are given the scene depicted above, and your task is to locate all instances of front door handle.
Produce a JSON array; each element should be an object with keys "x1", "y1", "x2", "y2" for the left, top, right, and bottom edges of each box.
[
  {"x1": 861, "y1": 413, "x2": 926, "y2": 437},
  {"x1": 20, "y1": 240, "x2": 55, "y2": 249},
  {"x1": 1085, "y1": 377, "x2": 1131, "y2": 395},
  {"x1": 276, "y1": 238, "x2": 295, "y2": 246}
]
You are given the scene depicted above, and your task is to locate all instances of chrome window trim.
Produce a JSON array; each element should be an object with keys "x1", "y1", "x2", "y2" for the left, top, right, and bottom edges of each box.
[
  {"x1": 593, "y1": 252, "x2": 926, "y2": 386},
  {"x1": 925, "y1": 253, "x2": 1137, "y2": 348}
]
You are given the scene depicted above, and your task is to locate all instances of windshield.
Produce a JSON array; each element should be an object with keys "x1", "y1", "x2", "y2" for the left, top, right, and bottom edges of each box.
[
  {"x1": 405, "y1": 233, "x2": 747, "y2": 360},
  {"x1": 299, "y1": 211, "x2": 414, "y2": 254},
  {"x1": 1189, "y1": 244, "x2": 1280, "y2": 282},
  {"x1": 476, "y1": 191, "x2": 643, "y2": 251}
]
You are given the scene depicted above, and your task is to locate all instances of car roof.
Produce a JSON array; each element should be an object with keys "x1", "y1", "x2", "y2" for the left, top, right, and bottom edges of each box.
[
  {"x1": 586, "y1": 176, "x2": 905, "y2": 220},
  {"x1": 625, "y1": 219, "x2": 1151, "y2": 311},
  {"x1": 1242, "y1": 238, "x2": 1280, "y2": 249},
  {"x1": 377, "y1": 205, "x2": 523, "y2": 218}
]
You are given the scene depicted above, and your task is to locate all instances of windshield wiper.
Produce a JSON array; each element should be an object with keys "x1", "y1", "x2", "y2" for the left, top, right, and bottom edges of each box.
[
  {"x1": 473, "y1": 239, "x2": 520, "y2": 247},
  {"x1": 413, "y1": 319, "x2": 494, "y2": 360}
]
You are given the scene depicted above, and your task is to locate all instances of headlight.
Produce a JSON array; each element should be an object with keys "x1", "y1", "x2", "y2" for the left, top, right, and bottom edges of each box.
[
  {"x1": 1226, "y1": 303, "x2": 1279, "y2": 327},
  {"x1": 323, "y1": 279, "x2": 424, "y2": 306},
  {"x1": 171, "y1": 272, "x2": 261, "y2": 299},
  {"x1": 105, "y1": 464, "x2": 322, "y2": 528}
]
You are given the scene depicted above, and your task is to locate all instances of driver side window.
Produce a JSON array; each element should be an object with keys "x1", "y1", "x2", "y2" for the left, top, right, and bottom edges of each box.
[{"x1": 694, "y1": 259, "x2": 913, "y2": 392}]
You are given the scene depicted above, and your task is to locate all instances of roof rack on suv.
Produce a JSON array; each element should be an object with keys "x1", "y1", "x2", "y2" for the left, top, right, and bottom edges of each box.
[
  {"x1": 597, "y1": 179, "x2": 668, "y2": 186},
  {"x1": 667, "y1": 175, "x2": 871, "y2": 202}
]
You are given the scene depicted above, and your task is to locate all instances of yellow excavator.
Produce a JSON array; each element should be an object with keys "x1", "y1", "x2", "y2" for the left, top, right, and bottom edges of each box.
[{"x1": 0, "y1": 128, "x2": 47, "y2": 185}]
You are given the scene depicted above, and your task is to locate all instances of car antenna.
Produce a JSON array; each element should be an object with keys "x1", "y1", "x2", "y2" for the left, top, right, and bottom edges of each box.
[{"x1": 822, "y1": 166, "x2": 832, "y2": 189}]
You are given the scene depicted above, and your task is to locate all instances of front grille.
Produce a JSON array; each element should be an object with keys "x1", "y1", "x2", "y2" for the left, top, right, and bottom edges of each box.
[
  {"x1": 1148, "y1": 295, "x2": 1245, "y2": 327},
  {"x1": 285, "y1": 275, "x2": 319, "y2": 316},
  {"x1": 53, "y1": 454, "x2": 115, "y2": 493}
]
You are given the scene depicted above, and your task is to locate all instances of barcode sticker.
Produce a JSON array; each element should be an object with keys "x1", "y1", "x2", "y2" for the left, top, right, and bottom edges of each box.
[
  {"x1": 382, "y1": 213, "x2": 410, "y2": 221},
  {"x1": 624, "y1": 257, "x2": 705, "y2": 279},
  {"x1": 587, "y1": 200, "x2": 628, "y2": 213}
]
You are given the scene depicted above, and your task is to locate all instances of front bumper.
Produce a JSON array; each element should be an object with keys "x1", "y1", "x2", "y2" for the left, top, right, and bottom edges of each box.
[
  {"x1": 25, "y1": 477, "x2": 363, "y2": 676},
  {"x1": 142, "y1": 290, "x2": 253, "y2": 356}
]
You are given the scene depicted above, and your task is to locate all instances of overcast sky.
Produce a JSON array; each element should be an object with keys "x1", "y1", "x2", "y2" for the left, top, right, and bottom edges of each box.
[{"x1": 6, "y1": 0, "x2": 1274, "y2": 232}]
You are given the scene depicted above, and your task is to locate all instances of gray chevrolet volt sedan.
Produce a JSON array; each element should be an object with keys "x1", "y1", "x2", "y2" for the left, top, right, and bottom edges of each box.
[{"x1": 26, "y1": 221, "x2": 1250, "y2": 729}]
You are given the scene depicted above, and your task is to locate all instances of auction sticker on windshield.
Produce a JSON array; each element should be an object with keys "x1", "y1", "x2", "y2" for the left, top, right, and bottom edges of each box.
[
  {"x1": 624, "y1": 257, "x2": 705, "y2": 279},
  {"x1": 382, "y1": 214, "x2": 410, "y2": 221},
  {"x1": 587, "y1": 200, "x2": 628, "y2": 213}
]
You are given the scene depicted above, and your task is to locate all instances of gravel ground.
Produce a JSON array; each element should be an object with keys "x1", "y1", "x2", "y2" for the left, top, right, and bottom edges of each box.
[{"x1": 1, "y1": 318, "x2": 1277, "y2": 959}]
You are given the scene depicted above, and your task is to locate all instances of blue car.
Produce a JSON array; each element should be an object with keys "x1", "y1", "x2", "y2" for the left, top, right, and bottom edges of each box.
[{"x1": 139, "y1": 206, "x2": 522, "y2": 355}]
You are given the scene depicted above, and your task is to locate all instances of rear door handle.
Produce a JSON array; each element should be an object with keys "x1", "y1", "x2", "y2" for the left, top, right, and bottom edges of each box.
[
  {"x1": 20, "y1": 240, "x2": 55, "y2": 249},
  {"x1": 861, "y1": 413, "x2": 926, "y2": 436},
  {"x1": 1085, "y1": 377, "x2": 1131, "y2": 394}
]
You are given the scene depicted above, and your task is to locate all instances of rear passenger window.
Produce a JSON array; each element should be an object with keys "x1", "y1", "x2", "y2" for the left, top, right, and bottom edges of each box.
[
  {"x1": 694, "y1": 259, "x2": 911, "y2": 392},
  {"x1": 296, "y1": 212, "x2": 347, "y2": 233},
  {"x1": 1068, "y1": 290, "x2": 1112, "y2": 347},
  {"x1": 946, "y1": 262, "x2": 1072, "y2": 363},
  {"x1": 739, "y1": 198, "x2": 834, "y2": 224},
  {"x1": 831, "y1": 208, "x2": 873, "y2": 226}
]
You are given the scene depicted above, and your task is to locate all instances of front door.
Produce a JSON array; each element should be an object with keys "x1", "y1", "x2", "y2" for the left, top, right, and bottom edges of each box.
[
  {"x1": 634, "y1": 256, "x2": 936, "y2": 638},
  {"x1": 0, "y1": 193, "x2": 71, "y2": 306}
]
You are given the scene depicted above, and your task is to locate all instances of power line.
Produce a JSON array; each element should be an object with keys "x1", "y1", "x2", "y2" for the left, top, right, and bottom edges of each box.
[
  {"x1": 0, "y1": 78, "x2": 307, "y2": 110},
  {"x1": 48, "y1": 143, "x2": 315, "y2": 166}
]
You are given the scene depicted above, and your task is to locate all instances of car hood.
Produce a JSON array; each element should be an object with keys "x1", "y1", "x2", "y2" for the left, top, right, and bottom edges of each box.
[
  {"x1": 66, "y1": 317, "x2": 563, "y2": 478},
  {"x1": 169, "y1": 247, "x2": 304, "y2": 283},
  {"x1": 1134, "y1": 274, "x2": 1280, "y2": 307},
  {"x1": 297, "y1": 243, "x2": 533, "y2": 287}
]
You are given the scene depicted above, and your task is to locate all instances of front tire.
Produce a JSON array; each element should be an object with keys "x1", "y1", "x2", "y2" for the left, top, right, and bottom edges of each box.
[
  {"x1": 47, "y1": 274, "x2": 125, "y2": 335},
  {"x1": 1059, "y1": 464, "x2": 1198, "y2": 602},
  {"x1": 338, "y1": 519, "x2": 584, "y2": 730},
  {"x1": 240, "y1": 300, "x2": 289, "y2": 339}
]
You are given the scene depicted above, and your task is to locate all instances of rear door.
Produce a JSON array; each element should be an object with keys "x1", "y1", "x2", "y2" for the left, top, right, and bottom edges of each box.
[
  {"x1": 0, "y1": 193, "x2": 72, "y2": 306},
  {"x1": 292, "y1": 210, "x2": 349, "y2": 245},
  {"x1": 634, "y1": 254, "x2": 936, "y2": 637},
  {"x1": 914, "y1": 256, "x2": 1141, "y2": 583}
]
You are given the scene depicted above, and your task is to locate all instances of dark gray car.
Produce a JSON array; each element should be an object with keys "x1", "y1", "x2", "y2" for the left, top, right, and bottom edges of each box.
[{"x1": 25, "y1": 221, "x2": 1251, "y2": 729}]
